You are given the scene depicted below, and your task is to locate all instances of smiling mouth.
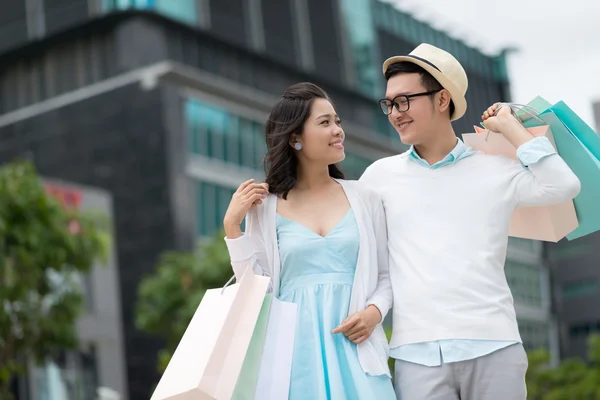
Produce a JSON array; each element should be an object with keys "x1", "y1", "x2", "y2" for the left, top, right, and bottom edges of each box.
[
  {"x1": 329, "y1": 142, "x2": 344, "y2": 149},
  {"x1": 397, "y1": 121, "x2": 412, "y2": 131}
]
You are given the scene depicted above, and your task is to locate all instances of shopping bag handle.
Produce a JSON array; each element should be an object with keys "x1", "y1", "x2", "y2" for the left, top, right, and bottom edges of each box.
[
  {"x1": 221, "y1": 268, "x2": 271, "y2": 295},
  {"x1": 479, "y1": 103, "x2": 546, "y2": 141},
  {"x1": 221, "y1": 274, "x2": 236, "y2": 294}
]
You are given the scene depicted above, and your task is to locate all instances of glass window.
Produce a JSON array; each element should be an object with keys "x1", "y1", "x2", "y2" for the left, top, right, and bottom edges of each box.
[
  {"x1": 373, "y1": 107, "x2": 389, "y2": 138},
  {"x1": 339, "y1": 0, "x2": 380, "y2": 98},
  {"x1": 238, "y1": 119, "x2": 259, "y2": 169},
  {"x1": 340, "y1": 152, "x2": 374, "y2": 180},
  {"x1": 186, "y1": 99, "x2": 266, "y2": 171},
  {"x1": 382, "y1": 3, "x2": 395, "y2": 31},
  {"x1": 34, "y1": 347, "x2": 98, "y2": 400},
  {"x1": 389, "y1": 11, "x2": 403, "y2": 41},
  {"x1": 456, "y1": 42, "x2": 468, "y2": 65},
  {"x1": 250, "y1": 121, "x2": 265, "y2": 170},
  {"x1": 493, "y1": 52, "x2": 509, "y2": 82},
  {"x1": 372, "y1": 0, "x2": 385, "y2": 28},
  {"x1": 569, "y1": 320, "x2": 600, "y2": 338},
  {"x1": 442, "y1": 34, "x2": 453, "y2": 56},
  {"x1": 372, "y1": 102, "x2": 401, "y2": 139},
  {"x1": 562, "y1": 280, "x2": 598, "y2": 298},
  {"x1": 505, "y1": 260, "x2": 543, "y2": 307},
  {"x1": 204, "y1": 104, "x2": 227, "y2": 161},
  {"x1": 477, "y1": 52, "x2": 490, "y2": 77},
  {"x1": 224, "y1": 114, "x2": 240, "y2": 166},
  {"x1": 549, "y1": 240, "x2": 592, "y2": 260},
  {"x1": 103, "y1": 0, "x2": 197, "y2": 24},
  {"x1": 508, "y1": 237, "x2": 540, "y2": 255},
  {"x1": 518, "y1": 319, "x2": 549, "y2": 351},
  {"x1": 152, "y1": 0, "x2": 196, "y2": 24},
  {"x1": 432, "y1": 29, "x2": 445, "y2": 50},
  {"x1": 196, "y1": 181, "x2": 237, "y2": 237},
  {"x1": 419, "y1": 21, "x2": 433, "y2": 45}
]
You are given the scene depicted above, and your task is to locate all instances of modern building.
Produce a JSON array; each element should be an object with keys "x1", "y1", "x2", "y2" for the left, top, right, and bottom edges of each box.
[
  {"x1": 544, "y1": 103, "x2": 600, "y2": 361},
  {"x1": 507, "y1": 238, "x2": 558, "y2": 358},
  {"x1": 0, "y1": 0, "x2": 552, "y2": 398},
  {"x1": 546, "y1": 232, "x2": 600, "y2": 361}
]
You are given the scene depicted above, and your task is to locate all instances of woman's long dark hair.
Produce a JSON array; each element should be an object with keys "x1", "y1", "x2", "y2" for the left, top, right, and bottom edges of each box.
[{"x1": 264, "y1": 82, "x2": 345, "y2": 199}]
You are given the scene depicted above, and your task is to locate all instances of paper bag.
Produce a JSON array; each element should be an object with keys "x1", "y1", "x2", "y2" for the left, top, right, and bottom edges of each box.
[
  {"x1": 462, "y1": 125, "x2": 579, "y2": 242},
  {"x1": 521, "y1": 97, "x2": 600, "y2": 240},
  {"x1": 231, "y1": 294, "x2": 273, "y2": 399},
  {"x1": 254, "y1": 297, "x2": 298, "y2": 400},
  {"x1": 150, "y1": 268, "x2": 271, "y2": 400},
  {"x1": 525, "y1": 97, "x2": 600, "y2": 159}
]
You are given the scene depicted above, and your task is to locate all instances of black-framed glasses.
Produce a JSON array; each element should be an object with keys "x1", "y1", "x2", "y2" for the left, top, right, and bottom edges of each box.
[{"x1": 378, "y1": 89, "x2": 442, "y2": 115}]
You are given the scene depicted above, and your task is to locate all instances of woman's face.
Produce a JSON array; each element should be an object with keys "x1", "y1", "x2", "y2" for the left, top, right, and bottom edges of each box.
[{"x1": 293, "y1": 98, "x2": 345, "y2": 166}]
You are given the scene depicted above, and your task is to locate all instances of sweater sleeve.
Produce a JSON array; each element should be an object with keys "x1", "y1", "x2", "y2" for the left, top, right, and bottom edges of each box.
[
  {"x1": 359, "y1": 162, "x2": 381, "y2": 190},
  {"x1": 510, "y1": 139, "x2": 581, "y2": 207},
  {"x1": 224, "y1": 207, "x2": 272, "y2": 290}
]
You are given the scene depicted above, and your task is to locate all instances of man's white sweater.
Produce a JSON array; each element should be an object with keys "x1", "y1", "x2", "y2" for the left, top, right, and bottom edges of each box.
[{"x1": 360, "y1": 148, "x2": 580, "y2": 349}]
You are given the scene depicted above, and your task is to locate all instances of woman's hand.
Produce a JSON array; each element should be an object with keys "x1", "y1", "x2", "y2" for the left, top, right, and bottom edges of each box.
[
  {"x1": 331, "y1": 305, "x2": 382, "y2": 344},
  {"x1": 223, "y1": 179, "x2": 268, "y2": 238}
]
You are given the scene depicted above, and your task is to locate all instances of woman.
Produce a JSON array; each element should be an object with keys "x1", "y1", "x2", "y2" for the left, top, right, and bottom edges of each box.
[{"x1": 223, "y1": 82, "x2": 395, "y2": 399}]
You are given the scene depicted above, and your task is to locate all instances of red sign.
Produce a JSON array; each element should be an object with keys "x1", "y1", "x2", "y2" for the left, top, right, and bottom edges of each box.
[{"x1": 44, "y1": 183, "x2": 83, "y2": 210}]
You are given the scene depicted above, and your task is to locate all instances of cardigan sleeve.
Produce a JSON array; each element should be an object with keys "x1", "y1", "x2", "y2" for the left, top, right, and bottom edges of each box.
[
  {"x1": 365, "y1": 195, "x2": 393, "y2": 322},
  {"x1": 224, "y1": 207, "x2": 272, "y2": 290}
]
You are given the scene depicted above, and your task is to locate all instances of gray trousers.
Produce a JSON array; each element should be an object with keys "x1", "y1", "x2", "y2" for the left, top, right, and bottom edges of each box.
[{"x1": 394, "y1": 343, "x2": 528, "y2": 400}]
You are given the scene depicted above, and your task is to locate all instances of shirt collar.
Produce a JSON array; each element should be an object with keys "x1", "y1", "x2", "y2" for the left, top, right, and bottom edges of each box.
[{"x1": 408, "y1": 138, "x2": 472, "y2": 169}]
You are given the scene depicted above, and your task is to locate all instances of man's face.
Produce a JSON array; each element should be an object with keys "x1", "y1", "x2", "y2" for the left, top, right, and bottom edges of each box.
[{"x1": 384, "y1": 73, "x2": 435, "y2": 146}]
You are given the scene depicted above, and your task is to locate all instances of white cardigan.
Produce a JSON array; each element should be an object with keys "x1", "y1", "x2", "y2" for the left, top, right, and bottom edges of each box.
[{"x1": 224, "y1": 179, "x2": 393, "y2": 377}]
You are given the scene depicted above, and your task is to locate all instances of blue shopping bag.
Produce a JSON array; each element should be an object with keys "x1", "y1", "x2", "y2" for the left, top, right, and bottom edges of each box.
[
  {"x1": 551, "y1": 101, "x2": 600, "y2": 160},
  {"x1": 524, "y1": 97, "x2": 600, "y2": 240}
]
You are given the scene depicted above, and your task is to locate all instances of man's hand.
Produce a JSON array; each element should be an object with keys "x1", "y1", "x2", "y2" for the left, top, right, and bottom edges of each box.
[
  {"x1": 331, "y1": 305, "x2": 382, "y2": 344},
  {"x1": 482, "y1": 103, "x2": 534, "y2": 148},
  {"x1": 481, "y1": 103, "x2": 519, "y2": 134}
]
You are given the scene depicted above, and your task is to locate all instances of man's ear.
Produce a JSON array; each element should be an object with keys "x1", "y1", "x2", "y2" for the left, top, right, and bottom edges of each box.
[{"x1": 438, "y1": 89, "x2": 452, "y2": 114}]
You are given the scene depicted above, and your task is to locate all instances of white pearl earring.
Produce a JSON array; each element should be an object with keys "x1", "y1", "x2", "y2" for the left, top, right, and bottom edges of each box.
[{"x1": 294, "y1": 142, "x2": 303, "y2": 151}]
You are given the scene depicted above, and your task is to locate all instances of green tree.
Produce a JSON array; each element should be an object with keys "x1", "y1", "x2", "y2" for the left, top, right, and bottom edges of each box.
[
  {"x1": 136, "y1": 230, "x2": 233, "y2": 371},
  {"x1": 0, "y1": 160, "x2": 108, "y2": 399},
  {"x1": 526, "y1": 334, "x2": 600, "y2": 399}
]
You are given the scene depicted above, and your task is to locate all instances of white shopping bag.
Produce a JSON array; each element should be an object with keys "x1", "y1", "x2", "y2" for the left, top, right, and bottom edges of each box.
[
  {"x1": 254, "y1": 297, "x2": 298, "y2": 400},
  {"x1": 150, "y1": 268, "x2": 271, "y2": 400}
]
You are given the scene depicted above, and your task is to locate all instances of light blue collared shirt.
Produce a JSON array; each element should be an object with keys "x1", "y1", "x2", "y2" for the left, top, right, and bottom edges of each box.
[{"x1": 391, "y1": 136, "x2": 557, "y2": 366}]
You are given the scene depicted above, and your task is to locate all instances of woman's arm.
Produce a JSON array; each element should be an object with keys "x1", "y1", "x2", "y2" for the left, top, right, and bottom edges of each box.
[
  {"x1": 365, "y1": 197, "x2": 392, "y2": 322},
  {"x1": 225, "y1": 207, "x2": 270, "y2": 282}
]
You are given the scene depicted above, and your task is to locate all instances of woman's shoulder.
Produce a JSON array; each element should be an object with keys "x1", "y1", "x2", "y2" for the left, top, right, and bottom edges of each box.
[{"x1": 338, "y1": 179, "x2": 382, "y2": 204}]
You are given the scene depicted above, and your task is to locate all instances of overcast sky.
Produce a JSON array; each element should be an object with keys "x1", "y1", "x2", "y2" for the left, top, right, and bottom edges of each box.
[{"x1": 387, "y1": 0, "x2": 600, "y2": 130}]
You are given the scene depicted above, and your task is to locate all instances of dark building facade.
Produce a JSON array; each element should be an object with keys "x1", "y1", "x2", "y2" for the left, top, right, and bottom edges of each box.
[
  {"x1": 547, "y1": 232, "x2": 600, "y2": 361},
  {"x1": 0, "y1": 1, "x2": 534, "y2": 399},
  {"x1": 546, "y1": 103, "x2": 600, "y2": 361}
]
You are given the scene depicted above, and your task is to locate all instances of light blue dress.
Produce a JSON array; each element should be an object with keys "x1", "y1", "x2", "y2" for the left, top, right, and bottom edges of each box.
[{"x1": 276, "y1": 209, "x2": 396, "y2": 400}]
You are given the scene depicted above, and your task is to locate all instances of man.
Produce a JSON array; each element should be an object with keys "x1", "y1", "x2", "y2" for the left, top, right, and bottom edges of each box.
[{"x1": 359, "y1": 43, "x2": 581, "y2": 399}]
